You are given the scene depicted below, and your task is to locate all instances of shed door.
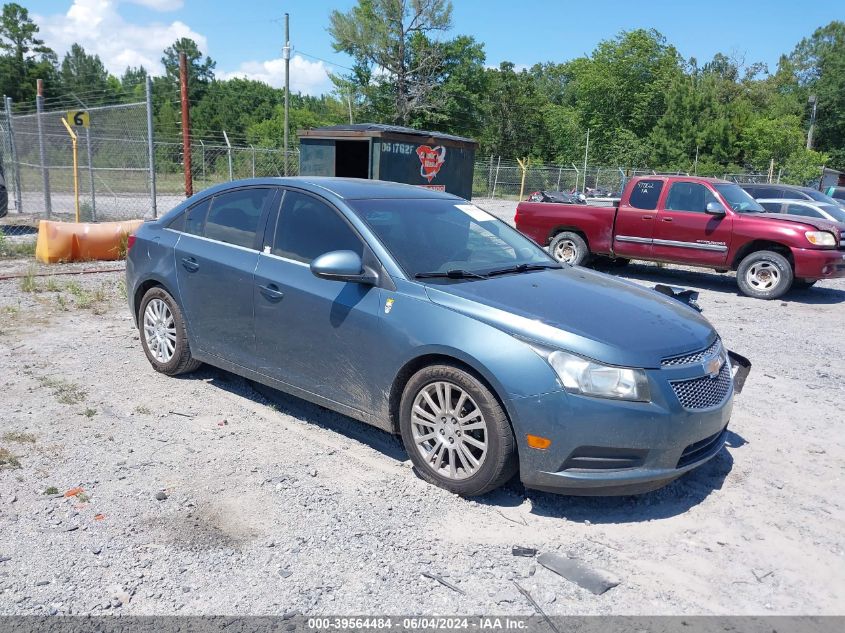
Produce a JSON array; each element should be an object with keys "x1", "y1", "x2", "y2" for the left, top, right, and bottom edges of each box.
[{"x1": 335, "y1": 140, "x2": 370, "y2": 178}]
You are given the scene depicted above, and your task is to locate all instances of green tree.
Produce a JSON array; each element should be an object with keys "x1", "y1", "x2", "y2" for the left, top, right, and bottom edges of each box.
[
  {"x1": 59, "y1": 43, "x2": 112, "y2": 98},
  {"x1": 329, "y1": 0, "x2": 453, "y2": 125},
  {"x1": 161, "y1": 37, "x2": 216, "y2": 100},
  {"x1": 0, "y1": 2, "x2": 57, "y2": 101}
]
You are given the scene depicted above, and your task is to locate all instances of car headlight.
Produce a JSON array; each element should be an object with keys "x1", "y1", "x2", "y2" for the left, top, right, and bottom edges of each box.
[
  {"x1": 805, "y1": 231, "x2": 836, "y2": 247},
  {"x1": 545, "y1": 350, "x2": 651, "y2": 402}
]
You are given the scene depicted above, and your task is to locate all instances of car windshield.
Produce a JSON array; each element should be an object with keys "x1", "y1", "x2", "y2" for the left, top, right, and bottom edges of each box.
[
  {"x1": 817, "y1": 203, "x2": 845, "y2": 223},
  {"x1": 714, "y1": 183, "x2": 764, "y2": 213},
  {"x1": 351, "y1": 198, "x2": 557, "y2": 280}
]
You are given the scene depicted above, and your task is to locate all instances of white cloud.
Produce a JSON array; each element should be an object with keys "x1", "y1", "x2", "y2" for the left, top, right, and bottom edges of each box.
[
  {"x1": 35, "y1": 0, "x2": 206, "y2": 76},
  {"x1": 217, "y1": 55, "x2": 333, "y2": 96},
  {"x1": 125, "y1": 0, "x2": 184, "y2": 10}
]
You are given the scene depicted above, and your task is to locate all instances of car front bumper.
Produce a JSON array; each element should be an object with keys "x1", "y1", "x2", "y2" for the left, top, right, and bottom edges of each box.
[
  {"x1": 792, "y1": 247, "x2": 845, "y2": 280},
  {"x1": 507, "y1": 365, "x2": 735, "y2": 496}
]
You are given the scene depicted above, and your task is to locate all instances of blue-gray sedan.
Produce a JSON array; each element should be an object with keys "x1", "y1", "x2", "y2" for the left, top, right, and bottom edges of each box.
[{"x1": 127, "y1": 178, "x2": 736, "y2": 496}]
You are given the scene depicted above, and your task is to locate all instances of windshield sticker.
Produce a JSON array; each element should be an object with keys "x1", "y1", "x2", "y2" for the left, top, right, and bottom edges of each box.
[{"x1": 455, "y1": 204, "x2": 495, "y2": 222}]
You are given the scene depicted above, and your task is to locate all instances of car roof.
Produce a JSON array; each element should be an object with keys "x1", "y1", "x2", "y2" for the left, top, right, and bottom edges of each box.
[
  {"x1": 742, "y1": 183, "x2": 808, "y2": 192},
  {"x1": 195, "y1": 177, "x2": 463, "y2": 201}
]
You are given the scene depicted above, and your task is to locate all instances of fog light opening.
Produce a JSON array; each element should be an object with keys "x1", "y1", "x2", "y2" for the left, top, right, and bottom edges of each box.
[{"x1": 526, "y1": 434, "x2": 552, "y2": 450}]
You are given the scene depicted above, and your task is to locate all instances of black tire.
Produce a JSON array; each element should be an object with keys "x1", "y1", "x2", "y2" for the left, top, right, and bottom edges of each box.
[
  {"x1": 736, "y1": 250, "x2": 794, "y2": 300},
  {"x1": 138, "y1": 286, "x2": 201, "y2": 376},
  {"x1": 549, "y1": 231, "x2": 589, "y2": 266},
  {"x1": 399, "y1": 364, "x2": 517, "y2": 496},
  {"x1": 791, "y1": 279, "x2": 817, "y2": 290}
]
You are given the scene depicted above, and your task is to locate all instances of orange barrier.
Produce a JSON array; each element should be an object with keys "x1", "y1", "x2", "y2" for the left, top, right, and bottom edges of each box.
[{"x1": 35, "y1": 219, "x2": 144, "y2": 263}]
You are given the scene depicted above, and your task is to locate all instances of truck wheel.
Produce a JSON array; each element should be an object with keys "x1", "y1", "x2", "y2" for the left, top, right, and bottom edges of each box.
[
  {"x1": 549, "y1": 232, "x2": 588, "y2": 266},
  {"x1": 736, "y1": 250, "x2": 793, "y2": 300}
]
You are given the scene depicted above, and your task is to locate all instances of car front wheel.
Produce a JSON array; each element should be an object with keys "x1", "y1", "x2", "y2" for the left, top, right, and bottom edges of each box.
[
  {"x1": 399, "y1": 365, "x2": 517, "y2": 496},
  {"x1": 138, "y1": 286, "x2": 201, "y2": 376},
  {"x1": 736, "y1": 250, "x2": 794, "y2": 299}
]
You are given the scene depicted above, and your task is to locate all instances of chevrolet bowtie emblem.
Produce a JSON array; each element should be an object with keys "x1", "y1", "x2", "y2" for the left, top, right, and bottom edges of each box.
[{"x1": 706, "y1": 355, "x2": 724, "y2": 378}]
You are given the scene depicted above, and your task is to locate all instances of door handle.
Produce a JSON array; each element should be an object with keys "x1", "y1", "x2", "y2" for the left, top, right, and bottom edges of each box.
[
  {"x1": 258, "y1": 283, "x2": 284, "y2": 302},
  {"x1": 181, "y1": 257, "x2": 199, "y2": 272},
  {"x1": 662, "y1": 217, "x2": 673, "y2": 222},
  {"x1": 641, "y1": 215, "x2": 653, "y2": 220}
]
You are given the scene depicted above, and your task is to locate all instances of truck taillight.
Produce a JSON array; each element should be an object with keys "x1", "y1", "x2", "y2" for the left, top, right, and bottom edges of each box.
[{"x1": 127, "y1": 235, "x2": 136, "y2": 251}]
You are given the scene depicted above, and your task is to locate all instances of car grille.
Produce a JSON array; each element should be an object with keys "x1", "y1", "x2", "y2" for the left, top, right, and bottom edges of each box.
[
  {"x1": 670, "y1": 362, "x2": 732, "y2": 410},
  {"x1": 677, "y1": 427, "x2": 727, "y2": 468},
  {"x1": 662, "y1": 339, "x2": 720, "y2": 367}
]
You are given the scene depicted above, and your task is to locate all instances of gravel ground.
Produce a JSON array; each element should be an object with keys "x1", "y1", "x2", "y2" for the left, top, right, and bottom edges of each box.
[{"x1": 0, "y1": 227, "x2": 843, "y2": 616}]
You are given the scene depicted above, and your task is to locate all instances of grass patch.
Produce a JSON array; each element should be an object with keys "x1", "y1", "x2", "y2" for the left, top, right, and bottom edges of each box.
[
  {"x1": 82, "y1": 407, "x2": 97, "y2": 418},
  {"x1": 43, "y1": 277, "x2": 61, "y2": 292},
  {"x1": 2, "y1": 431, "x2": 36, "y2": 444},
  {"x1": 55, "y1": 294, "x2": 69, "y2": 311},
  {"x1": 0, "y1": 233, "x2": 36, "y2": 259},
  {"x1": 38, "y1": 376, "x2": 87, "y2": 405},
  {"x1": 65, "y1": 280, "x2": 83, "y2": 296},
  {"x1": 20, "y1": 268, "x2": 38, "y2": 293},
  {"x1": 44, "y1": 486, "x2": 58, "y2": 495},
  {"x1": 134, "y1": 405, "x2": 151, "y2": 415},
  {"x1": 0, "y1": 447, "x2": 21, "y2": 469}
]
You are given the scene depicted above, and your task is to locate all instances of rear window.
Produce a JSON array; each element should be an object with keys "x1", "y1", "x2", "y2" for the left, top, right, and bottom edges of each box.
[
  {"x1": 204, "y1": 188, "x2": 273, "y2": 249},
  {"x1": 628, "y1": 180, "x2": 664, "y2": 210}
]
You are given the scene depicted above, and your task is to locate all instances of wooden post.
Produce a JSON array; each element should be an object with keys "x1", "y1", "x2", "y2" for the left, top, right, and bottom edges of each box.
[
  {"x1": 517, "y1": 157, "x2": 530, "y2": 201},
  {"x1": 179, "y1": 52, "x2": 193, "y2": 197}
]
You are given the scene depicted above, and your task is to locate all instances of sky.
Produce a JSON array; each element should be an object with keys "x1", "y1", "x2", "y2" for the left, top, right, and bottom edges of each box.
[{"x1": 20, "y1": 0, "x2": 845, "y2": 96}]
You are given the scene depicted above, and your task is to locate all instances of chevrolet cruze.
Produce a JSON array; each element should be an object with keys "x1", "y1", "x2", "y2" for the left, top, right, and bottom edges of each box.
[{"x1": 127, "y1": 178, "x2": 740, "y2": 496}]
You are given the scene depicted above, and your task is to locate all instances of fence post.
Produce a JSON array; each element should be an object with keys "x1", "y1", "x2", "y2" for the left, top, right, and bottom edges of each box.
[
  {"x1": 223, "y1": 131, "x2": 233, "y2": 180},
  {"x1": 571, "y1": 163, "x2": 579, "y2": 193},
  {"x1": 85, "y1": 127, "x2": 96, "y2": 221},
  {"x1": 4, "y1": 97, "x2": 22, "y2": 213},
  {"x1": 487, "y1": 155, "x2": 493, "y2": 197},
  {"x1": 251, "y1": 145, "x2": 256, "y2": 178},
  {"x1": 145, "y1": 76, "x2": 157, "y2": 218},
  {"x1": 35, "y1": 83, "x2": 52, "y2": 218},
  {"x1": 199, "y1": 140, "x2": 205, "y2": 182},
  {"x1": 491, "y1": 156, "x2": 501, "y2": 199},
  {"x1": 556, "y1": 165, "x2": 562, "y2": 190},
  {"x1": 516, "y1": 157, "x2": 529, "y2": 201}
]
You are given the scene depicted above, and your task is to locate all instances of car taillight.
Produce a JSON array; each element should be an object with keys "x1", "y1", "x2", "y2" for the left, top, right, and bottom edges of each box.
[{"x1": 127, "y1": 235, "x2": 136, "y2": 250}]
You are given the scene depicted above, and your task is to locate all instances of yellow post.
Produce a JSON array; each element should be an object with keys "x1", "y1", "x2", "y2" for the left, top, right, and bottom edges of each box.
[
  {"x1": 61, "y1": 116, "x2": 80, "y2": 222},
  {"x1": 517, "y1": 157, "x2": 530, "y2": 200}
]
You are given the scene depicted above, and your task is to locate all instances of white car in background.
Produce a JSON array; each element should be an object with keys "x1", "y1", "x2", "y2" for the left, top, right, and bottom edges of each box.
[{"x1": 757, "y1": 198, "x2": 845, "y2": 225}]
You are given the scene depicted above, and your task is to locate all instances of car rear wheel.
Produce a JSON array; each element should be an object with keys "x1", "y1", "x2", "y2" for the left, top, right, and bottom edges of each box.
[
  {"x1": 736, "y1": 250, "x2": 793, "y2": 300},
  {"x1": 549, "y1": 232, "x2": 588, "y2": 266},
  {"x1": 399, "y1": 365, "x2": 517, "y2": 496},
  {"x1": 138, "y1": 287, "x2": 201, "y2": 376}
]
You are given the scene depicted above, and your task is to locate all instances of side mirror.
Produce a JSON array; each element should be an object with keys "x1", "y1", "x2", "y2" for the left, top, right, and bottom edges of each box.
[
  {"x1": 310, "y1": 250, "x2": 377, "y2": 285},
  {"x1": 705, "y1": 201, "x2": 726, "y2": 215}
]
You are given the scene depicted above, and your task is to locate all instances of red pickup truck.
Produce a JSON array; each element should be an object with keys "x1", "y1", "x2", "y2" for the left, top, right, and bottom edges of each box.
[{"x1": 515, "y1": 175, "x2": 845, "y2": 299}]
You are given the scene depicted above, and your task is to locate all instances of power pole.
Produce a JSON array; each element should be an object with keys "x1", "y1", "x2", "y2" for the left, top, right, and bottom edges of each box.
[
  {"x1": 180, "y1": 51, "x2": 193, "y2": 197},
  {"x1": 582, "y1": 128, "x2": 590, "y2": 194},
  {"x1": 283, "y1": 12, "x2": 291, "y2": 176},
  {"x1": 806, "y1": 95, "x2": 817, "y2": 150}
]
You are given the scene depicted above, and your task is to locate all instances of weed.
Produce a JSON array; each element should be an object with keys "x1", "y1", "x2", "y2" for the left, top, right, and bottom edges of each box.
[
  {"x1": 116, "y1": 278, "x2": 127, "y2": 300},
  {"x1": 56, "y1": 294, "x2": 68, "y2": 311},
  {"x1": 0, "y1": 233, "x2": 36, "y2": 258},
  {"x1": 115, "y1": 232, "x2": 129, "y2": 260},
  {"x1": 134, "y1": 405, "x2": 151, "y2": 415},
  {"x1": 43, "y1": 277, "x2": 61, "y2": 292},
  {"x1": 20, "y1": 268, "x2": 38, "y2": 293},
  {"x1": 38, "y1": 376, "x2": 87, "y2": 405},
  {"x1": 44, "y1": 486, "x2": 58, "y2": 495},
  {"x1": 0, "y1": 447, "x2": 21, "y2": 469},
  {"x1": 3, "y1": 305, "x2": 20, "y2": 317},
  {"x1": 76, "y1": 492, "x2": 91, "y2": 503},
  {"x1": 2, "y1": 431, "x2": 36, "y2": 444},
  {"x1": 65, "y1": 280, "x2": 83, "y2": 296},
  {"x1": 82, "y1": 407, "x2": 97, "y2": 418}
]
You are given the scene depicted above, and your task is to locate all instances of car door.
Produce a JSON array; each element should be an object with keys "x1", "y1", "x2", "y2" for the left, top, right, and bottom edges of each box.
[
  {"x1": 612, "y1": 178, "x2": 665, "y2": 259},
  {"x1": 174, "y1": 187, "x2": 277, "y2": 368},
  {"x1": 652, "y1": 181, "x2": 732, "y2": 266},
  {"x1": 252, "y1": 188, "x2": 385, "y2": 413}
]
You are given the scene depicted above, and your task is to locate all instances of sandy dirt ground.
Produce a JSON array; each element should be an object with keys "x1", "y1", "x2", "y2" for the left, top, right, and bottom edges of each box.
[{"x1": 0, "y1": 246, "x2": 843, "y2": 616}]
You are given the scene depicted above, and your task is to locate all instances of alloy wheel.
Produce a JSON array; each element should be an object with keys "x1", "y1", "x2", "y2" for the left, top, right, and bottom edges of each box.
[
  {"x1": 143, "y1": 298, "x2": 177, "y2": 363},
  {"x1": 553, "y1": 239, "x2": 578, "y2": 264},
  {"x1": 410, "y1": 381, "x2": 488, "y2": 480},
  {"x1": 746, "y1": 261, "x2": 780, "y2": 291}
]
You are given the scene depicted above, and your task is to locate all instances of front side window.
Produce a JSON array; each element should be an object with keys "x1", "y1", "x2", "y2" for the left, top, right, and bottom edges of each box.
[
  {"x1": 271, "y1": 190, "x2": 362, "y2": 263},
  {"x1": 714, "y1": 183, "x2": 764, "y2": 213},
  {"x1": 628, "y1": 179, "x2": 664, "y2": 210},
  {"x1": 205, "y1": 188, "x2": 273, "y2": 249},
  {"x1": 351, "y1": 199, "x2": 554, "y2": 278},
  {"x1": 665, "y1": 182, "x2": 719, "y2": 213}
]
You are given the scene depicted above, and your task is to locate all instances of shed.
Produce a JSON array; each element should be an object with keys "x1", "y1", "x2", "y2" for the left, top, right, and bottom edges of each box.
[{"x1": 297, "y1": 123, "x2": 478, "y2": 199}]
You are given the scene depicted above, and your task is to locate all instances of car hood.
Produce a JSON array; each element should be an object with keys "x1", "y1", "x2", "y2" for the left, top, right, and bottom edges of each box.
[
  {"x1": 424, "y1": 267, "x2": 716, "y2": 368},
  {"x1": 752, "y1": 212, "x2": 844, "y2": 234}
]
